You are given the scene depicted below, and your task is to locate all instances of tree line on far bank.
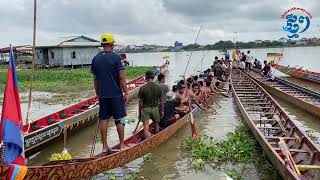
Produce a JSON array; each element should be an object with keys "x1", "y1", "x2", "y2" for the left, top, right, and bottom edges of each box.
[
  {"x1": 182, "y1": 40, "x2": 284, "y2": 51},
  {"x1": 118, "y1": 39, "x2": 320, "y2": 53}
]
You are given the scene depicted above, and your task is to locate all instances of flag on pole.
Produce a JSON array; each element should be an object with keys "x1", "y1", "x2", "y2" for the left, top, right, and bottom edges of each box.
[{"x1": 0, "y1": 45, "x2": 25, "y2": 165}]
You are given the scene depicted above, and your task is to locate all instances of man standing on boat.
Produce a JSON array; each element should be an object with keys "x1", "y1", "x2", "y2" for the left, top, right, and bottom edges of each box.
[
  {"x1": 158, "y1": 73, "x2": 170, "y2": 102},
  {"x1": 138, "y1": 70, "x2": 164, "y2": 139},
  {"x1": 91, "y1": 33, "x2": 129, "y2": 152}
]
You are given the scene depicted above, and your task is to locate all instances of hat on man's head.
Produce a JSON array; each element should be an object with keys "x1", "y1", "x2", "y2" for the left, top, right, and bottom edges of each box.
[{"x1": 145, "y1": 70, "x2": 155, "y2": 79}]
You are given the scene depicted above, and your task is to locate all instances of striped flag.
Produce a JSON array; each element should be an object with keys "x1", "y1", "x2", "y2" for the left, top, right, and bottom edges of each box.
[{"x1": 0, "y1": 45, "x2": 25, "y2": 165}]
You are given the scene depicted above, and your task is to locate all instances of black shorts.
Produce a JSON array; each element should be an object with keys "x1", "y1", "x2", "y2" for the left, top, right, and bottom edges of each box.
[
  {"x1": 99, "y1": 97, "x2": 127, "y2": 122},
  {"x1": 177, "y1": 111, "x2": 188, "y2": 118},
  {"x1": 245, "y1": 62, "x2": 251, "y2": 69}
]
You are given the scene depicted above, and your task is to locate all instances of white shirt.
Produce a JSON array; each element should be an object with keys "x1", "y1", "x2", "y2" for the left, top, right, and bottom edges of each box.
[
  {"x1": 267, "y1": 70, "x2": 275, "y2": 80},
  {"x1": 247, "y1": 54, "x2": 253, "y2": 63},
  {"x1": 222, "y1": 64, "x2": 228, "y2": 71},
  {"x1": 239, "y1": 61, "x2": 245, "y2": 69}
]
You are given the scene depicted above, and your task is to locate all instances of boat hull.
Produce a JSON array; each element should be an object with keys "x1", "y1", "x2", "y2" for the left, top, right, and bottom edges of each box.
[
  {"x1": 231, "y1": 69, "x2": 320, "y2": 180},
  {"x1": 24, "y1": 86, "x2": 140, "y2": 157},
  {"x1": 0, "y1": 101, "x2": 203, "y2": 179},
  {"x1": 247, "y1": 69, "x2": 320, "y2": 118},
  {"x1": 273, "y1": 63, "x2": 320, "y2": 84},
  {"x1": 23, "y1": 64, "x2": 170, "y2": 157}
]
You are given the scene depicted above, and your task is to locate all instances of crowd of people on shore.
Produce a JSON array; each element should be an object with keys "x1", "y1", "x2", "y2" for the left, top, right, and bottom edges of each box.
[{"x1": 231, "y1": 47, "x2": 274, "y2": 80}]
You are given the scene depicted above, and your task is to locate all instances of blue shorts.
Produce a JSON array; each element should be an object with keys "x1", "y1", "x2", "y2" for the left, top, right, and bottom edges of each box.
[{"x1": 99, "y1": 97, "x2": 127, "y2": 124}]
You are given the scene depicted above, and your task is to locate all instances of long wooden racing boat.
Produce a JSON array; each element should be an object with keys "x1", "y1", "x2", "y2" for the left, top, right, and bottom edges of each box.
[
  {"x1": 272, "y1": 62, "x2": 320, "y2": 84},
  {"x1": 0, "y1": 88, "x2": 211, "y2": 179},
  {"x1": 23, "y1": 65, "x2": 168, "y2": 157},
  {"x1": 231, "y1": 68, "x2": 320, "y2": 180},
  {"x1": 246, "y1": 69, "x2": 320, "y2": 118}
]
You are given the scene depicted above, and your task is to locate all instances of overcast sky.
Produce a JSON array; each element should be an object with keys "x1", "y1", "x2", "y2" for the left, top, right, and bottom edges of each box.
[{"x1": 1, "y1": 0, "x2": 320, "y2": 47}]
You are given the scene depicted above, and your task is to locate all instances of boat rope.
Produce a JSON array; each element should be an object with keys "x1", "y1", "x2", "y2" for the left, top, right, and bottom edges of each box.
[
  {"x1": 90, "y1": 118, "x2": 100, "y2": 157},
  {"x1": 193, "y1": 50, "x2": 209, "y2": 74},
  {"x1": 26, "y1": 0, "x2": 37, "y2": 133},
  {"x1": 183, "y1": 25, "x2": 203, "y2": 138},
  {"x1": 183, "y1": 25, "x2": 202, "y2": 76},
  {"x1": 270, "y1": 42, "x2": 286, "y2": 76}
]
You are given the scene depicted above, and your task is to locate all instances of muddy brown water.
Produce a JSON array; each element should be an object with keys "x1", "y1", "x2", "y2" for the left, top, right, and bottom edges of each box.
[{"x1": 29, "y1": 95, "x2": 269, "y2": 180}]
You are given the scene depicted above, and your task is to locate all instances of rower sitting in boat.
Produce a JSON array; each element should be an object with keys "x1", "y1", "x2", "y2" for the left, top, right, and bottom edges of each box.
[
  {"x1": 173, "y1": 84, "x2": 191, "y2": 117},
  {"x1": 203, "y1": 80, "x2": 214, "y2": 96},
  {"x1": 262, "y1": 60, "x2": 271, "y2": 76},
  {"x1": 198, "y1": 74, "x2": 205, "y2": 82},
  {"x1": 198, "y1": 81, "x2": 211, "y2": 107},
  {"x1": 208, "y1": 68, "x2": 214, "y2": 77},
  {"x1": 174, "y1": 83, "x2": 188, "y2": 104},
  {"x1": 193, "y1": 75, "x2": 199, "y2": 83},
  {"x1": 159, "y1": 98, "x2": 188, "y2": 129},
  {"x1": 192, "y1": 83, "x2": 204, "y2": 104},
  {"x1": 186, "y1": 81, "x2": 206, "y2": 110},
  {"x1": 138, "y1": 70, "x2": 164, "y2": 139},
  {"x1": 253, "y1": 59, "x2": 262, "y2": 69},
  {"x1": 266, "y1": 69, "x2": 275, "y2": 81}
]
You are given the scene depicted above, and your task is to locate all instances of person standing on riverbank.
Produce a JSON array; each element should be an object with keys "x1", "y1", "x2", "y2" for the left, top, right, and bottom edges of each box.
[
  {"x1": 138, "y1": 70, "x2": 164, "y2": 139},
  {"x1": 246, "y1": 51, "x2": 253, "y2": 72},
  {"x1": 91, "y1": 33, "x2": 129, "y2": 152}
]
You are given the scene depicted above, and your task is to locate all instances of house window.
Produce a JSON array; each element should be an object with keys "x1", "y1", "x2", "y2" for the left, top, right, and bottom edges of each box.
[
  {"x1": 72, "y1": 51, "x2": 76, "y2": 59},
  {"x1": 51, "y1": 51, "x2": 54, "y2": 59}
]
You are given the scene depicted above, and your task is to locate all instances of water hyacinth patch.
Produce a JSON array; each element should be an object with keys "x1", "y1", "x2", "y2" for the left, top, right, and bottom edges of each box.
[{"x1": 179, "y1": 126, "x2": 281, "y2": 179}]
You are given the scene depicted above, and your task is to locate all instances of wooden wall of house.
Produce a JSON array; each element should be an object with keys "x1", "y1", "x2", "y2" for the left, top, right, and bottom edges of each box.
[
  {"x1": 35, "y1": 49, "x2": 44, "y2": 65},
  {"x1": 48, "y1": 48, "x2": 63, "y2": 66},
  {"x1": 36, "y1": 47, "x2": 100, "y2": 66},
  {"x1": 62, "y1": 47, "x2": 100, "y2": 65}
]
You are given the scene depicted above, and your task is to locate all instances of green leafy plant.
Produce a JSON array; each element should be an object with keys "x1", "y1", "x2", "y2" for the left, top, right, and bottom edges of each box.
[
  {"x1": 179, "y1": 126, "x2": 281, "y2": 179},
  {"x1": 143, "y1": 153, "x2": 153, "y2": 162},
  {"x1": 109, "y1": 174, "x2": 117, "y2": 180},
  {"x1": 227, "y1": 169, "x2": 240, "y2": 180},
  {"x1": 192, "y1": 158, "x2": 205, "y2": 170}
]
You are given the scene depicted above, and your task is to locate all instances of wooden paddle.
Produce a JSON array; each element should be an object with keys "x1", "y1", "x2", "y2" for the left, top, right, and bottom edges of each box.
[
  {"x1": 182, "y1": 25, "x2": 202, "y2": 138},
  {"x1": 63, "y1": 126, "x2": 68, "y2": 152},
  {"x1": 90, "y1": 119, "x2": 100, "y2": 157},
  {"x1": 208, "y1": 96, "x2": 221, "y2": 108},
  {"x1": 278, "y1": 138, "x2": 301, "y2": 176},
  {"x1": 133, "y1": 119, "x2": 141, "y2": 134},
  {"x1": 132, "y1": 111, "x2": 141, "y2": 134},
  {"x1": 296, "y1": 165, "x2": 320, "y2": 171},
  {"x1": 185, "y1": 84, "x2": 197, "y2": 138}
]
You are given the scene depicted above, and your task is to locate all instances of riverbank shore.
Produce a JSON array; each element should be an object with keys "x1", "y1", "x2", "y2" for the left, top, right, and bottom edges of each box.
[
  {"x1": 0, "y1": 66, "x2": 153, "y2": 104},
  {"x1": 0, "y1": 66, "x2": 153, "y2": 92}
]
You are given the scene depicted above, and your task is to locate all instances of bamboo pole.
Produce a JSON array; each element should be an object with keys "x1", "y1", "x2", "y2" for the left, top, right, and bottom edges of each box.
[{"x1": 26, "y1": 0, "x2": 37, "y2": 125}]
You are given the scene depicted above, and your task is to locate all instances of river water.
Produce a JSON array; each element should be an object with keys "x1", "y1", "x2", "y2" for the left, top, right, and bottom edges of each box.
[{"x1": 10, "y1": 46, "x2": 320, "y2": 179}]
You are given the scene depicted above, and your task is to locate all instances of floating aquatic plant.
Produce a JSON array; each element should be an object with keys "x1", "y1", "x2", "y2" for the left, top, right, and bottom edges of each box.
[{"x1": 179, "y1": 126, "x2": 281, "y2": 179}]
